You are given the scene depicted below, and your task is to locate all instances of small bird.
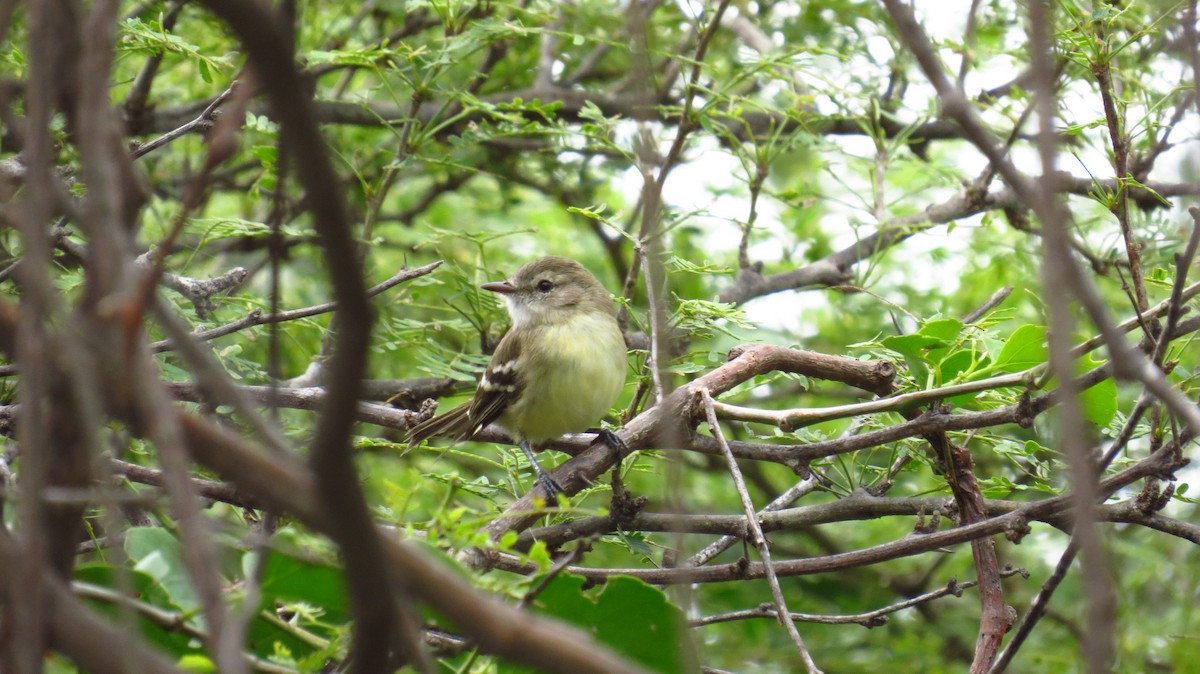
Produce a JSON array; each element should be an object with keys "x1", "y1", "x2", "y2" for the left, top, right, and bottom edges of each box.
[{"x1": 407, "y1": 256, "x2": 627, "y2": 500}]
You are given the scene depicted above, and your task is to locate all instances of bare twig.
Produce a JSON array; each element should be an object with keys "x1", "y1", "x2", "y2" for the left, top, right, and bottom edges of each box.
[
  {"x1": 700, "y1": 389, "x2": 821, "y2": 674},
  {"x1": 195, "y1": 1, "x2": 411, "y2": 670},
  {"x1": 147, "y1": 261, "x2": 443, "y2": 354},
  {"x1": 693, "y1": 568, "x2": 1026, "y2": 629},
  {"x1": 179, "y1": 410, "x2": 656, "y2": 674},
  {"x1": 683, "y1": 476, "x2": 820, "y2": 567},
  {"x1": 963, "y1": 287, "x2": 1014, "y2": 324},
  {"x1": 131, "y1": 83, "x2": 238, "y2": 160},
  {"x1": 1152, "y1": 208, "x2": 1200, "y2": 367},
  {"x1": 71, "y1": 581, "x2": 295, "y2": 674}
]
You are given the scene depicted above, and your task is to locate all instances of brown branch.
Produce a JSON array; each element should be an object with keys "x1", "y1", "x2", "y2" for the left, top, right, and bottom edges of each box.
[
  {"x1": 0, "y1": 529, "x2": 186, "y2": 674},
  {"x1": 945, "y1": 438, "x2": 1010, "y2": 673},
  {"x1": 177, "y1": 410, "x2": 654, "y2": 674},
  {"x1": 514, "y1": 494, "x2": 1181, "y2": 551},
  {"x1": 131, "y1": 83, "x2": 238, "y2": 160},
  {"x1": 699, "y1": 389, "x2": 819, "y2": 673},
  {"x1": 963, "y1": 286, "x2": 1013, "y2": 324},
  {"x1": 194, "y1": 1, "x2": 407, "y2": 670},
  {"x1": 111, "y1": 458, "x2": 265, "y2": 510},
  {"x1": 134, "y1": 86, "x2": 988, "y2": 148},
  {"x1": 693, "y1": 568, "x2": 1027, "y2": 629},
  {"x1": 554, "y1": 438, "x2": 1186, "y2": 585},
  {"x1": 1093, "y1": 34, "x2": 1147, "y2": 312},
  {"x1": 145, "y1": 260, "x2": 443, "y2": 353},
  {"x1": 478, "y1": 344, "x2": 895, "y2": 539},
  {"x1": 719, "y1": 185, "x2": 1009, "y2": 304}
]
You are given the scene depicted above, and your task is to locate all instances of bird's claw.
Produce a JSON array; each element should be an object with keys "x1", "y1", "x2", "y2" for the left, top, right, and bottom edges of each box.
[
  {"x1": 535, "y1": 470, "x2": 564, "y2": 504},
  {"x1": 595, "y1": 428, "x2": 628, "y2": 455}
]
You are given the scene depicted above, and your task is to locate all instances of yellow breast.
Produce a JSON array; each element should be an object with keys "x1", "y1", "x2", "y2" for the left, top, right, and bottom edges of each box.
[{"x1": 502, "y1": 312, "x2": 626, "y2": 443}]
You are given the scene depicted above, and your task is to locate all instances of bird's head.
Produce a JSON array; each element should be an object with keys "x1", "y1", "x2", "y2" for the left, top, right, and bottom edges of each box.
[{"x1": 482, "y1": 256, "x2": 615, "y2": 328}]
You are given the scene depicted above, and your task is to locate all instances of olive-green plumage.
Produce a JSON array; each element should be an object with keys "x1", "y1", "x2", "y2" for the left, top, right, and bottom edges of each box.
[{"x1": 407, "y1": 256, "x2": 627, "y2": 497}]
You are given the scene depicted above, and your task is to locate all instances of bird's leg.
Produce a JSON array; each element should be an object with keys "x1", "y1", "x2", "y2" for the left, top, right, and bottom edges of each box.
[{"x1": 520, "y1": 440, "x2": 563, "y2": 503}]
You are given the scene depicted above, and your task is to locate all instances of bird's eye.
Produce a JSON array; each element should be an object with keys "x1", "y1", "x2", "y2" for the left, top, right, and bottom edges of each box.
[{"x1": 536, "y1": 279, "x2": 553, "y2": 293}]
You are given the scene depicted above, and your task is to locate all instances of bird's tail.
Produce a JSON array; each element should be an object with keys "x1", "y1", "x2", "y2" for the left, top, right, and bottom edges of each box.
[{"x1": 406, "y1": 402, "x2": 473, "y2": 450}]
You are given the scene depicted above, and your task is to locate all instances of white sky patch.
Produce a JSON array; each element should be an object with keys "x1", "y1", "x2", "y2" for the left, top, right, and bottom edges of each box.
[{"x1": 865, "y1": 34, "x2": 894, "y2": 64}]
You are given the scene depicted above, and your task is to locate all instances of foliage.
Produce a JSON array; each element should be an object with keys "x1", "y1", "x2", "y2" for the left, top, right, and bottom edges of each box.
[{"x1": 1, "y1": 0, "x2": 1199, "y2": 673}]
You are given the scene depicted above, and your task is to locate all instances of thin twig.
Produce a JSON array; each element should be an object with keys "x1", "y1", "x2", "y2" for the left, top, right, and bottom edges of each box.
[
  {"x1": 1093, "y1": 26, "x2": 1147, "y2": 312},
  {"x1": 146, "y1": 261, "x2": 443, "y2": 354},
  {"x1": 1152, "y1": 207, "x2": 1200, "y2": 367},
  {"x1": 963, "y1": 287, "x2": 1014, "y2": 324},
  {"x1": 693, "y1": 568, "x2": 1026, "y2": 628},
  {"x1": 132, "y1": 83, "x2": 238, "y2": 160},
  {"x1": 700, "y1": 389, "x2": 822, "y2": 674},
  {"x1": 519, "y1": 542, "x2": 590, "y2": 610},
  {"x1": 683, "y1": 475, "x2": 820, "y2": 567},
  {"x1": 71, "y1": 582, "x2": 297, "y2": 674}
]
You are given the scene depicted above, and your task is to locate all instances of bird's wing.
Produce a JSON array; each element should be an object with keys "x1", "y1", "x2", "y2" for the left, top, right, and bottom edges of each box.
[
  {"x1": 465, "y1": 330, "x2": 523, "y2": 433},
  {"x1": 406, "y1": 330, "x2": 522, "y2": 447}
]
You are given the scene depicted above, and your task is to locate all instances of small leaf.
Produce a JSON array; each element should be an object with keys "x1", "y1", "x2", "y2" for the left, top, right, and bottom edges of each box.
[
  {"x1": 1077, "y1": 354, "x2": 1117, "y2": 428},
  {"x1": 882, "y1": 333, "x2": 946, "y2": 382},
  {"x1": 918, "y1": 318, "x2": 963, "y2": 341},
  {"x1": 256, "y1": 550, "x2": 349, "y2": 623},
  {"x1": 124, "y1": 527, "x2": 202, "y2": 614},
  {"x1": 992, "y1": 324, "x2": 1047, "y2": 373},
  {"x1": 882, "y1": 334, "x2": 947, "y2": 353},
  {"x1": 178, "y1": 655, "x2": 217, "y2": 672},
  {"x1": 937, "y1": 349, "x2": 974, "y2": 383},
  {"x1": 509, "y1": 574, "x2": 698, "y2": 673}
]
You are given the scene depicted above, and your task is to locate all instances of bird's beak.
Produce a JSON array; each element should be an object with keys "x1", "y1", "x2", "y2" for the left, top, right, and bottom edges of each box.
[{"x1": 481, "y1": 280, "x2": 517, "y2": 295}]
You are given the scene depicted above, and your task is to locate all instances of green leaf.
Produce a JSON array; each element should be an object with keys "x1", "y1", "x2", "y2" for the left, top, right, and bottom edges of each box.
[
  {"x1": 937, "y1": 348, "x2": 975, "y2": 383},
  {"x1": 125, "y1": 527, "x2": 203, "y2": 614},
  {"x1": 881, "y1": 334, "x2": 946, "y2": 353},
  {"x1": 508, "y1": 574, "x2": 698, "y2": 673},
  {"x1": 918, "y1": 318, "x2": 963, "y2": 341},
  {"x1": 75, "y1": 564, "x2": 197, "y2": 655},
  {"x1": 1078, "y1": 354, "x2": 1117, "y2": 428},
  {"x1": 881, "y1": 333, "x2": 946, "y2": 383},
  {"x1": 255, "y1": 550, "x2": 349, "y2": 624},
  {"x1": 992, "y1": 324, "x2": 1047, "y2": 373},
  {"x1": 177, "y1": 655, "x2": 217, "y2": 672}
]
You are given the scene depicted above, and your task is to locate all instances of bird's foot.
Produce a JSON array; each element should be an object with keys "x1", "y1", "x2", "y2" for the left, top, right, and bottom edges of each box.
[
  {"x1": 520, "y1": 440, "x2": 564, "y2": 505},
  {"x1": 534, "y1": 469, "x2": 564, "y2": 505},
  {"x1": 594, "y1": 428, "x2": 628, "y2": 455}
]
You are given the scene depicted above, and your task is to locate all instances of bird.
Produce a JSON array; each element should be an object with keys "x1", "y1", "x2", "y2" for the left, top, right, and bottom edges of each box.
[{"x1": 407, "y1": 256, "x2": 628, "y2": 501}]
